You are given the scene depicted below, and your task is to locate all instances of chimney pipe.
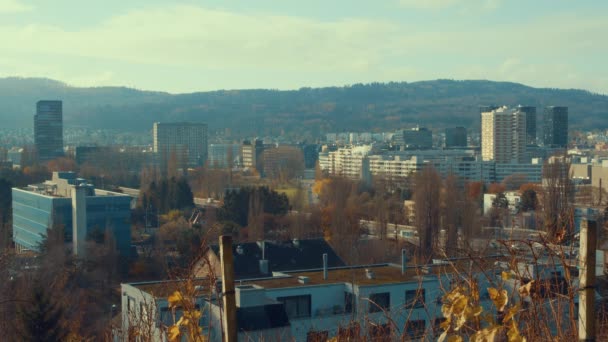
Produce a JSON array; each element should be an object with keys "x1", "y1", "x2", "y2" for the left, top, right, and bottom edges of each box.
[
  {"x1": 323, "y1": 253, "x2": 328, "y2": 280},
  {"x1": 401, "y1": 249, "x2": 407, "y2": 274}
]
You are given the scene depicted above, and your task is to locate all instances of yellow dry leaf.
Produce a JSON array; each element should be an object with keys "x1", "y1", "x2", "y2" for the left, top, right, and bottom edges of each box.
[
  {"x1": 503, "y1": 304, "x2": 521, "y2": 323},
  {"x1": 518, "y1": 281, "x2": 534, "y2": 297},
  {"x1": 471, "y1": 326, "x2": 501, "y2": 342},
  {"x1": 168, "y1": 325, "x2": 181, "y2": 342},
  {"x1": 440, "y1": 317, "x2": 452, "y2": 330},
  {"x1": 437, "y1": 331, "x2": 448, "y2": 342},
  {"x1": 488, "y1": 287, "x2": 508, "y2": 312},
  {"x1": 168, "y1": 291, "x2": 185, "y2": 309},
  {"x1": 471, "y1": 281, "x2": 480, "y2": 301},
  {"x1": 452, "y1": 295, "x2": 468, "y2": 315},
  {"x1": 448, "y1": 336, "x2": 464, "y2": 342},
  {"x1": 501, "y1": 271, "x2": 511, "y2": 281},
  {"x1": 507, "y1": 320, "x2": 526, "y2": 342}
]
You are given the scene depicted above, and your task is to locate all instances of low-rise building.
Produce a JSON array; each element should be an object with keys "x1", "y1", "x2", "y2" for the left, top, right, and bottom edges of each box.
[{"x1": 12, "y1": 171, "x2": 133, "y2": 256}]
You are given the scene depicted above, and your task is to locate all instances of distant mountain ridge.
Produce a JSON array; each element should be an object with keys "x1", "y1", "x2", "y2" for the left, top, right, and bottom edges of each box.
[{"x1": 1, "y1": 77, "x2": 606, "y2": 137}]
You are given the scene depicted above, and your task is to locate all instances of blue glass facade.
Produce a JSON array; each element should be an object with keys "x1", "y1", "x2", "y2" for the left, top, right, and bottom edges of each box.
[{"x1": 12, "y1": 188, "x2": 132, "y2": 255}]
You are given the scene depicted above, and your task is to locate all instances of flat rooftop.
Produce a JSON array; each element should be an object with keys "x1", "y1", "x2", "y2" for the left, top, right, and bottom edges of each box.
[{"x1": 128, "y1": 257, "x2": 504, "y2": 298}]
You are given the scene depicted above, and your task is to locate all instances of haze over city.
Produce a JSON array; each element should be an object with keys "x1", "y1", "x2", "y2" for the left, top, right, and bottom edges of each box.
[{"x1": 2, "y1": 1, "x2": 608, "y2": 341}]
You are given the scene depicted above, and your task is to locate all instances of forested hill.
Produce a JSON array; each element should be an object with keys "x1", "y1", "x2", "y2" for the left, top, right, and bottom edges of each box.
[{"x1": 1, "y1": 77, "x2": 607, "y2": 136}]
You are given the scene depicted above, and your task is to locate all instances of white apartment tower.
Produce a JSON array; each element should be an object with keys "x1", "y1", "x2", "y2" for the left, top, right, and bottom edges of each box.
[{"x1": 481, "y1": 106, "x2": 527, "y2": 164}]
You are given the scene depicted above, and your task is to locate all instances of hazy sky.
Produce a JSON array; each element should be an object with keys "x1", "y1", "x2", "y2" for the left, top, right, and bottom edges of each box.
[{"x1": 1, "y1": 0, "x2": 607, "y2": 93}]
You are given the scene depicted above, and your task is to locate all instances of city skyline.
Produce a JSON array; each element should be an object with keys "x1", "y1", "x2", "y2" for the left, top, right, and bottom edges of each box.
[{"x1": 0, "y1": 1, "x2": 606, "y2": 94}]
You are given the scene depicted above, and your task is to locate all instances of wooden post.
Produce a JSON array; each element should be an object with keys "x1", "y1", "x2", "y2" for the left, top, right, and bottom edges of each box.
[
  {"x1": 220, "y1": 235, "x2": 237, "y2": 342},
  {"x1": 579, "y1": 219, "x2": 596, "y2": 342}
]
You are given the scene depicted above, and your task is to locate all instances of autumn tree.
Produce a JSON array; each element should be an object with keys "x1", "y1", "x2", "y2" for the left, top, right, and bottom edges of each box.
[
  {"x1": 413, "y1": 166, "x2": 441, "y2": 261},
  {"x1": 441, "y1": 174, "x2": 461, "y2": 256},
  {"x1": 487, "y1": 182, "x2": 506, "y2": 194},
  {"x1": 541, "y1": 156, "x2": 574, "y2": 242},
  {"x1": 247, "y1": 189, "x2": 264, "y2": 241},
  {"x1": 519, "y1": 188, "x2": 538, "y2": 212},
  {"x1": 46, "y1": 157, "x2": 78, "y2": 172},
  {"x1": 140, "y1": 177, "x2": 194, "y2": 214},
  {"x1": 501, "y1": 173, "x2": 528, "y2": 191},
  {"x1": 219, "y1": 187, "x2": 289, "y2": 227},
  {"x1": 0, "y1": 178, "x2": 12, "y2": 249}
]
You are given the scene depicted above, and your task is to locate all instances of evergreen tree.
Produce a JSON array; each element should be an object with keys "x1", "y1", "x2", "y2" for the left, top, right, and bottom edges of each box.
[{"x1": 17, "y1": 283, "x2": 67, "y2": 342}]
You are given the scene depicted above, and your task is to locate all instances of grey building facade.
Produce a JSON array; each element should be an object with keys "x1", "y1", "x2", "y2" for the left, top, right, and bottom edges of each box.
[
  {"x1": 34, "y1": 100, "x2": 63, "y2": 162},
  {"x1": 153, "y1": 122, "x2": 208, "y2": 171}
]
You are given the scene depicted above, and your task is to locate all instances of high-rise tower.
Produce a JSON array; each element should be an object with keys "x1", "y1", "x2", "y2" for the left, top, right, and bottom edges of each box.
[
  {"x1": 34, "y1": 100, "x2": 63, "y2": 162},
  {"x1": 517, "y1": 105, "x2": 536, "y2": 145},
  {"x1": 481, "y1": 106, "x2": 527, "y2": 163},
  {"x1": 543, "y1": 106, "x2": 568, "y2": 148},
  {"x1": 153, "y1": 122, "x2": 208, "y2": 174}
]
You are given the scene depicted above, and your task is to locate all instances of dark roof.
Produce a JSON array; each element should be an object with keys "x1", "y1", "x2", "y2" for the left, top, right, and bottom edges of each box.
[
  {"x1": 210, "y1": 239, "x2": 345, "y2": 279},
  {"x1": 236, "y1": 303, "x2": 290, "y2": 332}
]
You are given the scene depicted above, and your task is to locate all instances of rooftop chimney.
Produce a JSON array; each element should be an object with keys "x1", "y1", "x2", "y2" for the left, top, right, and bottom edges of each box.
[
  {"x1": 401, "y1": 249, "x2": 407, "y2": 274},
  {"x1": 72, "y1": 185, "x2": 87, "y2": 258},
  {"x1": 323, "y1": 253, "x2": 328, "y2": 280},
  {"x1": 365, "y1": 268, "x2": 375, "y2": 279},
  {"x1": 259, "y1": 259, "x2": 269, "y2": 275}
]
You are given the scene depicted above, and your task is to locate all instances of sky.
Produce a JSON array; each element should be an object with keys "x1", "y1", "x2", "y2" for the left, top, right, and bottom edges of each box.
[{"x1": 0, "y1": 0, "x2": 607, "y2": 94}]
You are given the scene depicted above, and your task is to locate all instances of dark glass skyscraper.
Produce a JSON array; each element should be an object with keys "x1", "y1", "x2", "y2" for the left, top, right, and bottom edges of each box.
[
  {"x1": 543, "y1": 106, "x2": 568, "y2": 148},
  {"x1": 445, "y1": 127, "x2": 467, "y2": 148},
  {"x1": 34, "y1": 100, "x2": 63, "y2": 162},
  {"x1": 517, "y1": 105, "x2": 536, "y2": 145}
]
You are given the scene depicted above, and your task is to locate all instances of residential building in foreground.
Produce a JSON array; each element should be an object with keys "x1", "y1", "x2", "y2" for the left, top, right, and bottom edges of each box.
[{"x1": 121, "y1": 259, "x2": 499, "y2": 341}]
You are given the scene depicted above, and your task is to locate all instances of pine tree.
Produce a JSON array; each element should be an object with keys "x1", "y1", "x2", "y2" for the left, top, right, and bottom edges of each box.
[{"x1": 17, "y1": 283, "x2": 67, "y2": 342}]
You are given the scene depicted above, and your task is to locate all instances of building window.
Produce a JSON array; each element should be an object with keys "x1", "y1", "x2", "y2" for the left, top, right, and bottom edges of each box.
[
  {"x1": 278, "y1": 295, "x2": 311, "y2": 319},
  {"x1": 306, "y1": 330, "x2": 329, "y2": 342},
  {"x1": 159, "y1": 307, "x2": 172, "y2": 326},
  {"x1": 405, "y1": 319, "x2": 426, "y2": 339},
  {"x1": 368, "y1": 292, "x2": 390, "y2": 313},
  {"x1": 127, "y1": 296, "x2": 135, "y2": 313},
  {"x1": 405, "y1": 289, "x2": 425, "y2": 309},
  {"x1": 344, "y1": 292, "x2": 355, "y2": 314}
]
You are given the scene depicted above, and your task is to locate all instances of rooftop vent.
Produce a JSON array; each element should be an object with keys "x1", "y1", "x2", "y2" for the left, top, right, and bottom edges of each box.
[
  {"x1": 298, "y1": 276, "x2": 310, "y2": 284},
  {"x1": 236, "y1": 245, "x2": 244, "y2": 255},
  {"x1": 365, "y1": 268, "x2": 375, "y2": 280}
]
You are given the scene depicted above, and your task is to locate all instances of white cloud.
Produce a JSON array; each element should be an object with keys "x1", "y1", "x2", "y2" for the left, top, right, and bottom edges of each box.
[
  {"x1": 0, "y1": 0, "x2": 32, "y2": 13},
  {"x1": 398, "y1": 0, "x2": 501, "y2": 11},
  {"x1": 398, "y1": 0, "x2": 460, "y2": 10},
  {"x1": 0, "y1": 5, "x2": 606, "y2": 93}
]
